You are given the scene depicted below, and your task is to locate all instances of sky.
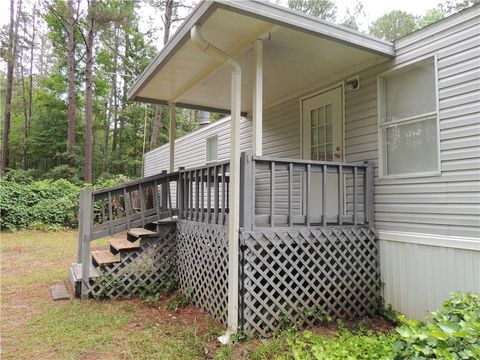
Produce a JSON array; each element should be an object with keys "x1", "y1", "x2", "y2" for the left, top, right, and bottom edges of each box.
[{"x1": 0, "y1": 0, "x2": 443, "y2": 32}]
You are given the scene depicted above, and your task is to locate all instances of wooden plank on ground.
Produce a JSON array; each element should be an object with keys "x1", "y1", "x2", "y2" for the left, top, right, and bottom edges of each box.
[{"x1": 50, "y1": 283, "x2": 70, "y2": 300}]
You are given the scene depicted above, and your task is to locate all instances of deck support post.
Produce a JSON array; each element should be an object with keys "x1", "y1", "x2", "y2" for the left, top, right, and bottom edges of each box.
[
  {"x1": 240, "y1": 151, "x2": 254, "y2": 231},
  {"x1": 252, "y1": 39, "x2": 263, "y2": 156},
  {"x1": 169, "y1": 103, "x2": 176, "y2": 173},
  {"x1": 80, "y1": 187, "x2": 93, "y2": 299}
]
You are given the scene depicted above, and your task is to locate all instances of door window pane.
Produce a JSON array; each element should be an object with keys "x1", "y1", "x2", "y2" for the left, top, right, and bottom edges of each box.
[{"x1": 310, "y1": 109, "x2": 318, "y2": 128}]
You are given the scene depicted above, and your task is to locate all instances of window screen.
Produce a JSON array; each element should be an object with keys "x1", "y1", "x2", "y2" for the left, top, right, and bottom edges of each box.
[
  {"x1": 379, "y1": 58, "x2": 439, "y2": 177},
  {"x1": 206, "y1": 136, "x2": 218, "y2": 162}
]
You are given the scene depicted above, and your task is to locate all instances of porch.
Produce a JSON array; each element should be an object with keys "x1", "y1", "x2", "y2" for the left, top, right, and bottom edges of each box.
[{"x1": 72, "y1": 153, "x2": 377, "y2": 336}]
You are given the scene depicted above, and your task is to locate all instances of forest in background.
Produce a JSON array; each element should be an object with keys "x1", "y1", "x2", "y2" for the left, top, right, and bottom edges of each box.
[{"x1": 1, "y1": 0, "x2": 478, "y2": 185}]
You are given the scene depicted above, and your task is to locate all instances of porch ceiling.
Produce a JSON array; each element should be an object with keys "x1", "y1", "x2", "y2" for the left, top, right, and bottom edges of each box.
[{"x1": 128, "y1": 0, "x2": 394, "y2": 114}]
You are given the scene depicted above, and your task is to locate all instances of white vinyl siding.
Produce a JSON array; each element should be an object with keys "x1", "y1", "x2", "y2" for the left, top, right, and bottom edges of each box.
[
  {"x1": 144, "y1": 7, "x2": 480, "y2": 240},
  {"x1": 378, "y1": 58, "x2": 440, "y2": 177}
]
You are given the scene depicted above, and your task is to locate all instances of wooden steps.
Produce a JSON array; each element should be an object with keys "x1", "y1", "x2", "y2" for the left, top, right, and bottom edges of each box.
[
  {"x1": 92, "y1": 250, "x2": 120, "y2": 266},
  {"x1": 109, "y1": 238, "x2": 140, "y2": 254},
  {"x1": 70, "y1": 262, "x2": 100, "y2": 296},
  {"x1": 127, "y1": 227, "x2": 157, "y2": 241}
]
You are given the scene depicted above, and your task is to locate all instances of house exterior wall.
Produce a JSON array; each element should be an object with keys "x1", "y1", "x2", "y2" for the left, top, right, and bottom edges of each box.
[
  {"x1": 143, "y1": 7, "x2": 479, "y2": 319},
  {"x1": 144, "y1": 116, "x2": 252, "y2": 176}
]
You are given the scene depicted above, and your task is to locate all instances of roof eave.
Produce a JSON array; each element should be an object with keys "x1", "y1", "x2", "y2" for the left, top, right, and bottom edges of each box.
[{"x1": 128, "y1": 0, "x2": 396, "y2": 103}]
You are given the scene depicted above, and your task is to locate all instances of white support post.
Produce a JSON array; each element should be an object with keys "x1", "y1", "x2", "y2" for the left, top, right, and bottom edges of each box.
[
  {"x1": 169, "y1": 103, "x2": 176, "y2": 173},
  {"x1": 252, "y1": 39, "x2": 263, "y2": 156},
  {"x1": 227, "y1": 65, "x2": 241, "y2": 334},
  {"x1": 190, "y1": 24, "x2": 242, "y2": 340}
]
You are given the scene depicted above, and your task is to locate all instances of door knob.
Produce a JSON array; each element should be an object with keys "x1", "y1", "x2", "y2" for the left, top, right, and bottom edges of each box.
[{"x1": 336, "y1": 145, "x2": 341, "y2": 151}]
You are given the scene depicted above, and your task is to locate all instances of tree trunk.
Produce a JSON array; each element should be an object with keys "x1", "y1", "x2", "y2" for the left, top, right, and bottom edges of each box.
[
  {"x1": 163, "y1": 0, "x2": 173, "y2": 45},
  {"x1": 149, "y1": 105, "x2": 163, "y2": 150},
  {"x1": 23, "y1": 3, "x2": 36, "y2": 170},
  {"x1": 1, "y1": 0, "x2": 21, "y2": 175},
  {"x1": 84, "y1": 0, "x2": 95, "y2": 183},
  {"x1": 20, "y1": 48, "x2": 29, "y2": 170},
  {"x1": 148, "y1": 0, "x2": 174, "y2": 152},
  {"x1": 66, "y1": 0, "x2": 76, "y2": 157}
]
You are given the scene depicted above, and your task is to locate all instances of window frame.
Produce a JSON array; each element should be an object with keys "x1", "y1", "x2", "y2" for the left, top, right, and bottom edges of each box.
[
  {"x1": 205, "y1": 135, "x2": 218, "y2": 163},
  {"x1": 377, "y1": 54, "x2": 441, "y2": 179}
]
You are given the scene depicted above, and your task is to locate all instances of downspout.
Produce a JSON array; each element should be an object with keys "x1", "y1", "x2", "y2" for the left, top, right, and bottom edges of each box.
[{"x1": 191, "y1": 25, "x2": 241, "y2": 340}]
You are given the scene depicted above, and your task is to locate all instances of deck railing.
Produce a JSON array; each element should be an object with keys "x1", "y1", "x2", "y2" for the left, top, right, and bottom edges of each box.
[
  {"x1": 178, "y1": 161, "x2": 230, "y2": 225},
  {"x1": 76, "y1": 171, "x2": 179, "y2": 298},
  {"x1": 240, "y1": 152, "x2": 375, "y2": 230}
]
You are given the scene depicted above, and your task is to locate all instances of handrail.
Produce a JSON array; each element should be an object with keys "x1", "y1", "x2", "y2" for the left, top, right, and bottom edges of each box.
[
  {"x1": 92, "y1": 170, "x2": 179, "y2": 195},
  {"x1": 77, "y1": 170, "x2": 180, "y2": 298}
]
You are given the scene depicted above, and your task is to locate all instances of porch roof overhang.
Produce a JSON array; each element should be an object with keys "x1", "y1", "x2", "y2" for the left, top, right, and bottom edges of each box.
[{"x1": 127, "y1": 0, "x2": 395, "y2": 114}]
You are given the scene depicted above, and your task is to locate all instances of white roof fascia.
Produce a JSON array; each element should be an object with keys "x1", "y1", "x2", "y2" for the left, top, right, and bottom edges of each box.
[
  {"x1": 128, "y1": 0, "x2": 395, "y2": 102},
  {"x1": 218, "y1": 0, "x2": 394, "y2": 56}
]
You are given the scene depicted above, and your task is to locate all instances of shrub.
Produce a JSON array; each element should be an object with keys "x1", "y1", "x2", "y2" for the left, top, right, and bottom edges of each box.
[
  {"x1": 0, "y1": 179, "x2": 81, "y2": 231},
  {"x1": 0, "y1": 176, "x2": 132, "y2": 231},
  {"x1": 394, "y1": 292, "x2": 480, "y2": 359}
]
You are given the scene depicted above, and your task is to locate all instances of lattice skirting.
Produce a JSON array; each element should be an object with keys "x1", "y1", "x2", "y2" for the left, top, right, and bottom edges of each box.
[
  {"x1": 176, "y1": 220, "x2": 229, "y2": 325},
  {"x1": 87, "y1": 223, "x2": 177, "y2": 299},
  {"x1": 240, "y1": 226, "x2": 379, "y2": 336}
]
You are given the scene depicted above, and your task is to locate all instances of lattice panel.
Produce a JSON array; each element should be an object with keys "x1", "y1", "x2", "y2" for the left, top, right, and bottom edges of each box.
[
  {"x1": 240, "y1": 226, "x2": 378, "y2": 336},
  {"x1": 176, "y1": 220, "x2": 229, "y2": 325},
  {"x1": 87, "y1": 224, "x2": 177, "y2": 299}
]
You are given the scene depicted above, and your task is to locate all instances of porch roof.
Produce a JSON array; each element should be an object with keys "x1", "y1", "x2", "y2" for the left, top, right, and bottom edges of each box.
[{"x1": 127, "y1": 0, "x2": 395, "y2": 114}]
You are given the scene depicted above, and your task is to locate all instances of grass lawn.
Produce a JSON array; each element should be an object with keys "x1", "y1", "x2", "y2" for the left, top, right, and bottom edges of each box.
[{"x1": 0, "y1": 230, "x2": 396, "y2": 359}]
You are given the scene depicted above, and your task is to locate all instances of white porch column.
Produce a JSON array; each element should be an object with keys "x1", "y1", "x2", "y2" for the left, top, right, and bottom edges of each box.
[
  {"x1": 227, "y1": 64, "x2": 242, "y2": 334},
  {"x1": 190, "y1": 25, "x2": 242, "y2": 336},
  {"x1": 252, "y1": 39, "x2": 263, "y2": 156},
  {"x1": 169, "y1": 102, "x2": 176, "y2": 173}
]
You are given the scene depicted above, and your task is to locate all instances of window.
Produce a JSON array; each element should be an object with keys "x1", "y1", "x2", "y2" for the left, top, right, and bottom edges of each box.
[
  {"x1": 378, "y1": 57, "x2": 440, "y2": 177},
  {"x1": 206, "y1": 136, "x2": 218, "y2": 162}
]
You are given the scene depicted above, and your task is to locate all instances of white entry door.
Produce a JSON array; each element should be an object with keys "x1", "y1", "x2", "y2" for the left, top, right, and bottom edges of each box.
[{"x1": 301, "y1": 86, "x2": 344, "y2": 221}]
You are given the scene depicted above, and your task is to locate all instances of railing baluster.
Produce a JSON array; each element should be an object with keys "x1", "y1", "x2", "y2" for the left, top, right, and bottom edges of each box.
[
  {"x1": 251, "y1": 160, "x2": 256, "y2": 228},
  {"x1": 200, "y1": 168, "x2": 205, "y2": 222},
  {"x1": 107, "y1": 191, "x2": 114, "y2": 236},
  {"x1": 153, "y1": 179, "x2": 160, "y2": 221},
  {"x1": 306, "y1": 164, "x2": 311, "y2": 226},
  {"x1": 338, "y1": 165, "x2": 344, "y2": 225},
  {"x1": 195, "y1": 169, "x2": 200, "y2": 221},
  {"x1": 322, "y1": 165, "x2": 327, "y2": 226},
  {"x1": 353, "y1": 167, "x2": 357, "y2": 225},
  {"x1": 160, "y1": 170, "x2": 168, "y2": 214},
  {"x1": 207, "y1": 166, "x2": 211, "y2": 223},
  {"x1": 167, "y1": 177, "x2": 173, "y2": 218},
  {"x1": 214, "y1": 166, "x2": 219, "y2": 224},
  {"x1": 123, "y1": 187, "x2": 132, "y2": 230},
  {"x1": 221, "y1": 164, "x2": 226, "y2": 225},
  {"x1": 270, "y1": 161, "x2": 275, "y2": 227},
  {"x1": 288, "y1": 163, "x2": 293, "y2": 227},
  {"x1": 365, "y1": 161, "x2": 375, "y2": 227},
  {"x1": 139, "y1": 183, "x2": 146, "y2": 226},
  {"x1": 184, "y1": 171, "x2": 188, "y2": 219},
  {"x1": 189, "y1": 171, "x2": 194, "y2": 221}
]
